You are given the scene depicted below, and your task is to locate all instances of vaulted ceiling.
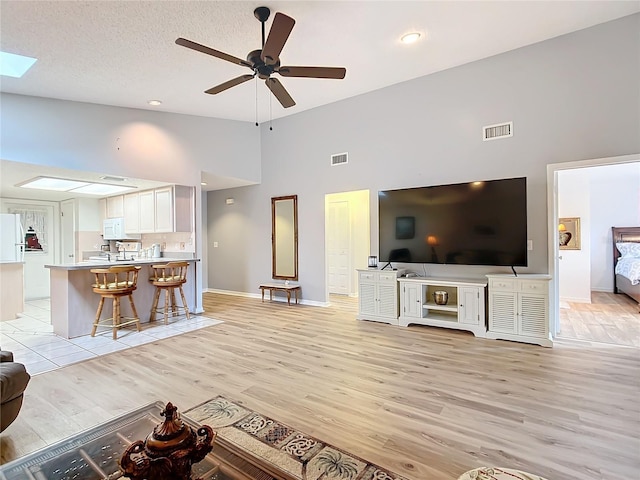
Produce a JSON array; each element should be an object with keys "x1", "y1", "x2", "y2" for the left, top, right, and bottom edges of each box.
[{"x1": 2, "y1": 1, "x2": 638, "y2": 124}]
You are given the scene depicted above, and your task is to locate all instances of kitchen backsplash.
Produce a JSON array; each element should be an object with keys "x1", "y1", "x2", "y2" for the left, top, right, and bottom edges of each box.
[{"x1": 78, "y1": 231, "x2": 195, "y2": 256}]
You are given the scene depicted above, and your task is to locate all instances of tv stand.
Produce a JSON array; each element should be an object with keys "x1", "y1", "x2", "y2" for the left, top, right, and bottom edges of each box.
[
  {"x1": 398, "y1": 276, "x2": 487, "y2": 337},
  {"x1": 380, "y1": 262, "x2": 393, "y2": 270}
]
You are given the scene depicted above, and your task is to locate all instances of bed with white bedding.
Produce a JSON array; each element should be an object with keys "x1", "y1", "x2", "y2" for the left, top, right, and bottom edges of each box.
[{"x1": 613, "y1": 227, "x2": 640, "y2": 310}]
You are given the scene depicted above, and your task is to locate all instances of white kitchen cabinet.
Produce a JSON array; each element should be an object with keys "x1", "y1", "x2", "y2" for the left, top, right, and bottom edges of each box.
[
  {"x1": 154, "y1": 187, "x2": 173, "y2": 232},
  {"x1": 106, "y1": 195, "x2": 124, "y2": 218},
  {"x1": 154, "y1": 186, "x2": 193, "y2": 233},
  {"x1": 357, "y1": 269, "x2": 400, "y2": 325},
  {"x1": 486, "y1": 274, "x2": 552, "y2": 347},
  {"x1": 398, "y1": 277, "x2": 486, "y2": 337},
  {"x1": 138, "y1": 190, "x2": 155, "y2": 233},
  {"x1": 123, "y1": 193, "x2": 140, "y2": 234}
]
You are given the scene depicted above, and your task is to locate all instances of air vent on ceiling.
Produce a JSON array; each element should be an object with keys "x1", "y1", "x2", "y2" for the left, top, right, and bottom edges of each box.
[
  {"x1": 483, "y1": 122, "x2": 513, "y2": 141},
  {"x1": 331, "y1": 152, "x2": 348, "y2": 166},
  {"x1": 100, "y1": 175, "x2": 127, "y2": 182}
]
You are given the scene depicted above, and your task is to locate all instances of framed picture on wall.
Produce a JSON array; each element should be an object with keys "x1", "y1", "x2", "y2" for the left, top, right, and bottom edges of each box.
[
  {"x1": 558, "y1": 217, "x2": 580, "y2": 250},
  {"x1": 395, "y1": 216, "x2": 415, "y2": 239}
]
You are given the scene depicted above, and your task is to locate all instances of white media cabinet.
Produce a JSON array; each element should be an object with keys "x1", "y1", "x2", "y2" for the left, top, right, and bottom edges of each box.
[
  {"x1": 356, "y1": 269, "x2": 401, "y2": 325},
  {"x1": 397, "y1": 276, "x2": 487, "y2": 337},
  {"x1": 357, "y1": 270, "x2": 554, "y2": 347},
  {"x1": 486, "y1": 274, "x2": 552, "y2": 347}
]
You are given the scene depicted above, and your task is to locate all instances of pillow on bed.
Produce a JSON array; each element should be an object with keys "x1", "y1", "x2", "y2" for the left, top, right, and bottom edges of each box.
[{"x1": 617, "y1": 242, "x2": 640, "y2": 258}]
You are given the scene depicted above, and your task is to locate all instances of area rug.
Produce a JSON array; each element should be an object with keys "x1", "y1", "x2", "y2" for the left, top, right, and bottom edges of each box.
[
  {"x1": 185, "y1": 396, "x2": 408, "y2": 480},
  {"x1": 457, "y1": 467, "x2": 549, "y2": 480}
]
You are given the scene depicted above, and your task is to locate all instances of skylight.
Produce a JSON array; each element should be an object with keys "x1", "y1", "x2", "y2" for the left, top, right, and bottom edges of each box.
[
  {"x1": 0, "y1": 51, "x2": 37, "y2": 78},
  {"x1": 17, "y1": 176, "x2": 136, "y2": 195}
]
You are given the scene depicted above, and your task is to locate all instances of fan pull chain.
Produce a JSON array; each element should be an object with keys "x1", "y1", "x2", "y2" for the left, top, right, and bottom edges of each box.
[
  {"x1": 269, "y1": 90, "x2": 273, "y2": 131},
  {"x1": 255, "y1": 77, "x2": 259, "y2": 127}
]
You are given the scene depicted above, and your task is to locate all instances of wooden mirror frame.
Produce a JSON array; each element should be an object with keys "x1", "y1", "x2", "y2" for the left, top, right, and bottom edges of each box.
[{"x1": 271, "y1": 195, "x2": 298, "y2": 280}]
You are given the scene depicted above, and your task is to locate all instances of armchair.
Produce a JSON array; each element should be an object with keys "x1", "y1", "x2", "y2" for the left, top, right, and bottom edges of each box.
[{"x1": 0, "y1": 350, "x2": 31, "y2": 432}]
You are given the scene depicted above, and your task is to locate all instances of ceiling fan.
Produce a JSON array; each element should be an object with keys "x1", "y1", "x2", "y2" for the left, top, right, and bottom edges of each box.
[{"x1": 176, "y1": 6, "x2": 346, "y2": 109}]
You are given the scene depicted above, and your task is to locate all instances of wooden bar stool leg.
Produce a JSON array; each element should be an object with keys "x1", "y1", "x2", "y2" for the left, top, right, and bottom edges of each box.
[
  {"x1": 170, "y1": 289, "x2": 178, "y2": 317},
  {"x1": 92, "y1": 297, "x2": 105, "y2": 337},
  {"x1": 112, "y1": 296, "x2": 120, "y2": 340},
  {"x1": 178, "y1": 285, "x2": 190, "y2": 320},
  {"x1": 163, "y1": 288, "x2": 170, "y2": 324},
  {"x1": 150, "y1": 288, "x2": 161, "y2": 322},
  {"x1": 128, "y1": 294, "x2": 141, "y2": 332}
]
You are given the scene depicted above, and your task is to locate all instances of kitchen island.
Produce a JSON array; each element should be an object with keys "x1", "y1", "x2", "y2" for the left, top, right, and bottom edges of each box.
[
  {"x1": 0, "y1": 261, "x2": 24, "y2": 321},
  {"x1": 45, "y1": 258, "x2": 199, "y2": 339}
]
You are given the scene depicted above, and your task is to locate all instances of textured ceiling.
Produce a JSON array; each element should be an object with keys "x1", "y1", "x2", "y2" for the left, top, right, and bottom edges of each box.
[{"x1": 1, "y1": 1, "x2": 638, "y2": 124}]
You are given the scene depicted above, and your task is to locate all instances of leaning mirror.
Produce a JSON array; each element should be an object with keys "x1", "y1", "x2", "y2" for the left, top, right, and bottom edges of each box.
[{"x1": 271, "y1": 195, "x2": 298, "y2": 280}]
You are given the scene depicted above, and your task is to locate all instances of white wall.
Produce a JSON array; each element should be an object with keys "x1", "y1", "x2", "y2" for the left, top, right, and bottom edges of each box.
[
  {"x1": 208, "y1": 14, "x2": 640, "y2": 302},
  {"x1": 0, "y1": 94, "x2": 262, "y2": 187}
]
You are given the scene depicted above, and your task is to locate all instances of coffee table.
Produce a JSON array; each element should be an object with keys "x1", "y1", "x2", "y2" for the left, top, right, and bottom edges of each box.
[{"x1": 0, "y1": 401, "x2": 290, "y2": 480}]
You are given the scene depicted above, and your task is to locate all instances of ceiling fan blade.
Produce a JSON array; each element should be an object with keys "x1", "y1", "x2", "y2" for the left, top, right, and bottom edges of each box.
[
  {"x1": 278, "y1": 66, "x2": 346, "y2": 79},
  {"x1": 176, "y1": 38, "x2": 253, "y2": 68},
  {"x1": 261, "y1": 12, "x2": 295, "y2": 66},
  {"x1": 265, "y1": 78, "x2": 295, "y2": 108},
  {"x1": 205, "y1": 74, "x2": 255, "y2": 95}
]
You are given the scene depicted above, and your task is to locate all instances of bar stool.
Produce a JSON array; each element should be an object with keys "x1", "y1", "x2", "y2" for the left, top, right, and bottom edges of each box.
[
  {"x1": 148, "y1": 261, "x2": 191, "y2": 324},
  {"x1": 90, "y1": 265, "x2": 141, "y2": 339}
]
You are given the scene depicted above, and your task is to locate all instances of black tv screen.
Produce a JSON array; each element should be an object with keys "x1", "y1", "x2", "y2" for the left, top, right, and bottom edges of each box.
[{"x1": 378, "y1": 177, "x2": 527, "y2": 266}]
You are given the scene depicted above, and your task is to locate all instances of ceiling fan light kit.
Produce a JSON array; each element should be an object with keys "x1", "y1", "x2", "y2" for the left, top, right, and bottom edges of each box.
[{"x1": 176, "y1": 6, "x2": 346, "y2": 110}]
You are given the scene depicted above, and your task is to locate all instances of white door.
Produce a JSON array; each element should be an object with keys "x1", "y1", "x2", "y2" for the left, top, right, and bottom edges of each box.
[
  {"x1": 327, "y1": 200, "x2": 350, "y2": 294},
  {"x1": 6, "y1": 203, "x2": 55, "y2": 300},
  {"x1": 61, "y1": 200, "x2": 76, "y2": 264}
]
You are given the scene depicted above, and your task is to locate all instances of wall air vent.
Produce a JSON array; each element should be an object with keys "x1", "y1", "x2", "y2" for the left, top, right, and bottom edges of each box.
[
  {"x1": 331, "y1": 152, "x2": 348, "y2": 166},
  {"x1": 483, "y1": 122, "x2": 513, "y2": 141}
]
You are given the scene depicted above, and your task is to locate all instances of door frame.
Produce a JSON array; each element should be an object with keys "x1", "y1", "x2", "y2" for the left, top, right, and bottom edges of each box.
[
  {"x1": 546, "y1": 153, "x2": 640, "y2": 336},
  {"x1": 324, "y1": 190, "x2": 370, "y2": 303}
]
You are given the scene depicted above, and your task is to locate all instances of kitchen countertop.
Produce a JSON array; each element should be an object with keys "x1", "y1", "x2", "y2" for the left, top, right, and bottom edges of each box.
[{"x1": 45, "y1": 257, "x2": 199, "y2": 270}]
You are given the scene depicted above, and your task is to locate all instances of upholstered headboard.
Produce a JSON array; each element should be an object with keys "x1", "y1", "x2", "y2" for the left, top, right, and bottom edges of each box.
[{"x1": 612, "y1": 227, "x2": 640, "y2": 291}]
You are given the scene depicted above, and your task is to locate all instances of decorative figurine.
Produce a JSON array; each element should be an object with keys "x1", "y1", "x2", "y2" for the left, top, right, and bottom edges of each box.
[{"x1": 120, "y1": 402, "x2": 215, "y2": 480}]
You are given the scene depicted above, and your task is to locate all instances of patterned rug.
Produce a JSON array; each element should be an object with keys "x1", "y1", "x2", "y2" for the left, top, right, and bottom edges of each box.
[{"x1": 185, "y1": 396, "x2": 408, "y2": 480}]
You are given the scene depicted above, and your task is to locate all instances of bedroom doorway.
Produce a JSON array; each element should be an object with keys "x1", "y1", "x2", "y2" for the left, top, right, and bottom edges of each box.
[{"x1": 548, "y1": 155, "x2": 640, "y2": 347}]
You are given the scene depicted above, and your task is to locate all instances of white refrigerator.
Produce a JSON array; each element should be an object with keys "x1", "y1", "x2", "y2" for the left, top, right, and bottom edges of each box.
[{"x1": 0, "y1": 213, "x2": 25, "y2": 262}]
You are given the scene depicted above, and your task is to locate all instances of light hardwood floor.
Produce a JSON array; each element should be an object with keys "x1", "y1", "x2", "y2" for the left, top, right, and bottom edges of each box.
[
  {"x1": 558, "y1": 292, "x2": 640, "y2": 347},
  {"x1": 1, "y1": 292, "x2": 638, "y2": 479}
]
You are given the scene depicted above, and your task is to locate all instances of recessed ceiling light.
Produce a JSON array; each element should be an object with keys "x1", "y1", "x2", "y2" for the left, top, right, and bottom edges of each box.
[
  {"x1": 0, "y1": 51, "x2": 37, "y2": 78},
  {"x1": 400, "y1": 32, "x2": 421, "y2": 44},
  {"x1": 148, "y1": 100, "x2": 162, "y2": 106},
  {"x1": 200, "y1": 182, "x2": 208, "y2": 186}
]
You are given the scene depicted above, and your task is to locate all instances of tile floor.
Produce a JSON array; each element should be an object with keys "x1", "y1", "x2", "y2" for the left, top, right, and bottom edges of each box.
[{"x1": 0, "y1": 298, "x2": 223, "y2": 376}]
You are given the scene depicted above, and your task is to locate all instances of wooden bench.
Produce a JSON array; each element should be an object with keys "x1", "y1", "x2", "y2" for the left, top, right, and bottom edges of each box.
[{"x1": 259, "y1": 283, "x2": 301, "y2": 306}]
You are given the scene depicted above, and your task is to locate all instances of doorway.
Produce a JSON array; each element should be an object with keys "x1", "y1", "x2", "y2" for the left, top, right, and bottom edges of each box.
[
  {"x1": 2, "y1": 200, "x2": 58, "y2": 300},
  {"x1": 548, "y1": 154, "x2": 640, "y2": 346},
  {"x1": 325, "y1": 190, "x2": 370, "y2": 299}
]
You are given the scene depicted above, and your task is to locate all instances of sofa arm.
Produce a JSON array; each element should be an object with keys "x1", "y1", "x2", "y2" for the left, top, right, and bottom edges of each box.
[
  {"x1": 0, "y1": 350, "x2": 15, "y2": 363},
  {"x1": 0, "y1": 361, "x2": 30, "y2": 404}
]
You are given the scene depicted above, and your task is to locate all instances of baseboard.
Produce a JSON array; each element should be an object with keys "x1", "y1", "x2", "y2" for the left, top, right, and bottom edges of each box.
[{"x1": 206, "y1": 288, "x2": 329, "y2": 307}]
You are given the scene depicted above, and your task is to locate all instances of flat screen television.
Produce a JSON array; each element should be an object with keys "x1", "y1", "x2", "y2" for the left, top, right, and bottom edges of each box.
[{"x1": 378, "y1": 177, "x2": 527, "y2": 266}]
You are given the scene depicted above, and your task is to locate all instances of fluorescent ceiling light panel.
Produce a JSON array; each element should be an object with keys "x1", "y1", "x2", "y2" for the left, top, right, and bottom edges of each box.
[
  {"x1": 0, "y1": 51, "x2": 37, "y2": 78},
  {"x1": 71, "y1": 184, "x2": 135, "y2": 195},
  {"x1": 18, "y1": 177, "x2": 89, "y2": 191}
]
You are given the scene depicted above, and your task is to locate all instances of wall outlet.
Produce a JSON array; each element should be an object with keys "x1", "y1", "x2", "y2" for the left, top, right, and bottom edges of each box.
[
  {"x1": 213, "y1": 241, "x2": 219, "y2": 248},
  {"x1": 180, "y1": 242, "x2": 185, "y2": 250},
  {"x1": 161, "y1": 242, "x2": 166, "y2": 250},
  {"x1": 527, "y1": 240, "x2": 533, "y2": 251}
]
